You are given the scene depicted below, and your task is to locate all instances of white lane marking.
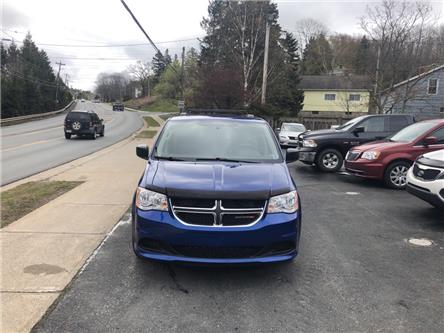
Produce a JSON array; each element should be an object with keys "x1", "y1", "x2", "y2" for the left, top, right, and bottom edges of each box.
[
  {"x1": 407, "y1": 238, "x2": 433, "y2": 247},
  {"x1": 346, "y1": 192, "x2": 360, "y2": 195}
]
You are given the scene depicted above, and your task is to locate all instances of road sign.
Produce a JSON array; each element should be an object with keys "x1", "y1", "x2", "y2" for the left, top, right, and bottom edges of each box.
[{"x1": 178, "y1": 100, "x2": 185, "y2": 108}]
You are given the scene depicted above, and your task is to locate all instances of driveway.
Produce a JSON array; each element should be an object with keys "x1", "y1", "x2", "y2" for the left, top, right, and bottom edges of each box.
[{"x1": 33, "y1": 164, "x2": 444, "y2": 333}]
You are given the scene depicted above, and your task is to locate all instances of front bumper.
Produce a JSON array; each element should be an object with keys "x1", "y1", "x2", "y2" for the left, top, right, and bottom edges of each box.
[
  {"x1": 294, "y1": 147, "x2": 317, "y2": 163},
  {"x1": 133, "y1": 208, "x2": 300, "y2": 264},
  {"x1": 344, "y1": 159, "x2": 384, "y2": 180},
  {"x1": 406, "y1": 168, "x2": 444, "y2": 208}
]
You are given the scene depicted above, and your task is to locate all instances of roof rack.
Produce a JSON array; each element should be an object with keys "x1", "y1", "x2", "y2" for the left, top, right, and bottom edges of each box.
[{"x1": 182, "y1": 108, "x2": 255, "y2": 117}]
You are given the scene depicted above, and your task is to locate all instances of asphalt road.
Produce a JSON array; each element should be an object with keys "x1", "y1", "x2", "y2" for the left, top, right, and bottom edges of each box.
[
  {"x1": 33, "y1": 163, "x2": 444, "y2": 333},
  {"x1": 1, "y1": 102, "x2": 143, "y2": 185}
]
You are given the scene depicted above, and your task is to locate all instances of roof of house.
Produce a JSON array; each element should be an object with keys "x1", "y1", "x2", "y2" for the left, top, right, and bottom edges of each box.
[
  {"x1": 390, "y1": 64, "x2": 444, "y2": 90},
  {"x1": 299, "y1": 75, "x2": 371, "y2": 90}
]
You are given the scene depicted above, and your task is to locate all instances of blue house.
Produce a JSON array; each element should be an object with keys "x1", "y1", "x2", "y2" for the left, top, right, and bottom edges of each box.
[{"x1": 383, "y1": 64, "x2": 444, "y2": 119}]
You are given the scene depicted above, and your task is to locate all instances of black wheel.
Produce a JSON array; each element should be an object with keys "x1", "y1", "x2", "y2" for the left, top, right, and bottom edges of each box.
[
  {"x1": 91, "y1": 129, "x2": 97, "y2": 140},
  {"x1": 316, "y1": 149, "x2": 343, "y2": 172},
  {"x1": 384, "y1": 160, "x2": 411, "y2": 189},
  {"x1": 100, "y1": 126, "x2": 105, "y2": 137},
  {"x1": 64, "y1": 133, "x2": 71, "y2": 139}
]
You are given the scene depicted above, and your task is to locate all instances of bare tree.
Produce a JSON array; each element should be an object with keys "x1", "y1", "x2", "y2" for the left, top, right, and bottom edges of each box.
[
  {"x1": 360, "y1": 0, "x2": 436, "y2": 113},
  {"x1": 128, "y1": 61, "x2": 152, "y2": 97},
  {"x1": 295, "y1": 18, "x2": 328, "y2": 52}
]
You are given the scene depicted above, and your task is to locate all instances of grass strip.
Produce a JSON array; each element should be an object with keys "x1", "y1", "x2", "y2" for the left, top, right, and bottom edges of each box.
[
  {"x1": 136, "y1": 130, "x2": 158, "y2": 139},
  {"x1": 143, "y1": 116, "x2": 160, "y2": 127},
  {"x1": 1, "y1": 180, "x2": 83, "y2": 228},
  {"x1": 159, "y1": 113, "x2": 176, "y2": 121}
]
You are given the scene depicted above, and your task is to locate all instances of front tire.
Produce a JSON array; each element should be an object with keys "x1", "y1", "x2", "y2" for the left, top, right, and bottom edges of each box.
[
  {"x1": 100, "y1": 126, "x2": 105, "y2": 137},
  {"x1": 91, "y1": 129, "x2": 97, "y2": 140},
  {"x1": 316, "y1": 149, "x2": 343, "y2": 172},
  {"x1": 64, "y1": 133, "x2": 71, "y2": 139},
  {"x1": 384, "y1": 161, "x2": 411, "y2": 189}
]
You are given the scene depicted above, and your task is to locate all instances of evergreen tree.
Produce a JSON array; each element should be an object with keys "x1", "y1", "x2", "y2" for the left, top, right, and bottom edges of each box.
[
  {"x1": 302, "y1": 33, "x2": 333, "y2": 74},
  {"x1": 354, "y1": 36, "x2": 372, "y2": 75},
  {"x1": 152, "y1": 49, "x2": 172, "y2": 85}
]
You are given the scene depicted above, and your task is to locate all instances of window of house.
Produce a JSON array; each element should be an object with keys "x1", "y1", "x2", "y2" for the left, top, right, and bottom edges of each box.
[
  {"x1": 440, "y1": 107, "x2": 444, "y2": 113},
  {"x1": 349, "y1": 94, "x2": 361, "y2": 101},
  {"x1": 428, "y1": 78, "x2": 438, "y2": 95},
  {"x1": 324, "y1": 94, "x2": 336, "y2": 101}
]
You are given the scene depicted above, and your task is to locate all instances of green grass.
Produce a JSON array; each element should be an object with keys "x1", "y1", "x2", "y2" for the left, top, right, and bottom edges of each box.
[
  {"x1": 136, "y1": 130, "x2": 158, "y2": 139},
  {"x1": 140, "y1": 99, "x2": 178, "y2": 113},
  {"x1": 1, "y1": 181, "x2": 83, "y2": 228},
  {"x1": 143, "y1": 116, "x2": 160, "y2": 127},
  {"x1": 159, "y1": 113, "x2": 176, "y2": 121}
]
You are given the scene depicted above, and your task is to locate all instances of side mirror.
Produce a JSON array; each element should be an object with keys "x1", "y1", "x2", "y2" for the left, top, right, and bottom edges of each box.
[
  {"x1": 423, "y1": 136, "x2": 438, "y2": 146},
  {"x1": 353, "y1": 126, "x2": 365, "y2": 135},
  {"x1": 100, "y1": 118, "x2": 104, "y2": 121},
  {"x1": 136, "y1": 144, "x2": 149, "y2": 160},
  {"x1": 285, "y1": 148, "x2": 299, "y2": 164},
  {"x1": 275, "y1": 128, "x2": 280, "y2": 132}
]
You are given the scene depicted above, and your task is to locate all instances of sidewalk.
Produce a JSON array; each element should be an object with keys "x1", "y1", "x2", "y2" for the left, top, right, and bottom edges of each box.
[{"x1": 1, "y1": 115, "x2": 164, "y2": 333}]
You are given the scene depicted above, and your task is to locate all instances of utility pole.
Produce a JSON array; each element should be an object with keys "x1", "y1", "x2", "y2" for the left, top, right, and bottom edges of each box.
[
  {"x1": 261, "y1": 16, "x2": 271, "y2": 105},
  {"x1": 55, "y1": 61, "x2": 65, "y2": 109}
]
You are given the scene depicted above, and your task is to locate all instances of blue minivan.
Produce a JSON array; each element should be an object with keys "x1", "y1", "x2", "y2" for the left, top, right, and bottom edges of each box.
[{"x1": 132, "y1": 110, "x2": 301, "y2": 264}]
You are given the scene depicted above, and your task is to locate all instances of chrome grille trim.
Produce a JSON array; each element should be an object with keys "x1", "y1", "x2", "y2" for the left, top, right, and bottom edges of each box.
[{"x1": 170, "y1": 199, "x2": 266, "y2": 227}]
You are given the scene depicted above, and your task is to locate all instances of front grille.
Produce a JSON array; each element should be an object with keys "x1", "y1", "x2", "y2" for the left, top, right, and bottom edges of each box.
[
  {"x1": 413, "y1": 163, "x2": 442, "y2": 181},
  {"x1": 288, "y1": 136, "x2": 297, "y2": 140},
  {"x1": 346, "y1": 150, "x2": 360, "y2": 161},
  {"x1": 171, "y1": 198, "x2": 266, "y2": 227}
]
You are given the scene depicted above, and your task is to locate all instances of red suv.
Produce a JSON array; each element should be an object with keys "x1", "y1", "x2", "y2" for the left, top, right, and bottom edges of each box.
[{"x1": 344, "y1": 119, "x2": 444, "y2": 189}]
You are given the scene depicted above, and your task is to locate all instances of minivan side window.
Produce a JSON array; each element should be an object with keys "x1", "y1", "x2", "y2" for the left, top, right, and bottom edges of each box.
[
  {"x1": 358, "y1": 117, "x2": 386, "y2": 132},
  {"x1": 429, "y1": 126, "x2": 444, "y2": 144},
  {"x1": 390, "y1": 116, "x2": 409, "y2": 132}
]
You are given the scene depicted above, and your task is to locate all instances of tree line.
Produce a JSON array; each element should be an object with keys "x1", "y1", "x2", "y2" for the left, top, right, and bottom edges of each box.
[
  {"x1": 96, "y1": 0, "x2": 443, "y2": 115},
  {"x1": 1, "y1": 34, "x2": 72, "y2": 118}
]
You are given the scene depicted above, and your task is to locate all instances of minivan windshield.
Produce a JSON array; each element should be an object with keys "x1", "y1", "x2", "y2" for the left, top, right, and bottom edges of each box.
[
  {"x1": 281, "y1": 123, "x2": 305, "y2": 132},
  {"x1": 336, "y1": 116, "x2": 366, "y2": 131},
  {"x1": 389, "y1": 122, "x2": 437, "y2": 142},
  {"x1": 155, "y1": 119, "x2": 282, "y2": 162}
]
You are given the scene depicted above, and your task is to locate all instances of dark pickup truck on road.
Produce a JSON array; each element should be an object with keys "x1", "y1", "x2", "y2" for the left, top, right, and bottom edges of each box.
[{"x1": 295, "y1": 114, "x2": 416, "y2": 172}]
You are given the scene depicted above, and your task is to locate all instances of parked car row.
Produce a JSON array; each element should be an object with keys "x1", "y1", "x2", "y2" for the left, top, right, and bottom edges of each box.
[{"x1": 282, "y1": 116, "x2": 444, "y2": 209}]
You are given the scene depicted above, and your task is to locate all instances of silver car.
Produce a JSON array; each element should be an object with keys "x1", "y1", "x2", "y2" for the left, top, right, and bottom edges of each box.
[{"x1": 278, "y1": 123, "x2": 306, "y2": 146}]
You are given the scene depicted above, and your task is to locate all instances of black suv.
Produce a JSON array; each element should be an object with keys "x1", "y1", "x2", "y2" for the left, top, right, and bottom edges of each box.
[
  {"x1": 113, "y1": 102, "x2": 124, "y2": 111},
  {"x1": 295, "y1": 114, "x2": 415, "y2": 172},
  {"x1": 64, "y1": 110, "x2": 105, "y2": 140}
]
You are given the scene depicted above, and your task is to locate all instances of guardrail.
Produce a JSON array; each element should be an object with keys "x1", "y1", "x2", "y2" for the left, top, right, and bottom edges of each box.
[{"x1": 0, "y1": 100, "x2": 77, "y2": 126}]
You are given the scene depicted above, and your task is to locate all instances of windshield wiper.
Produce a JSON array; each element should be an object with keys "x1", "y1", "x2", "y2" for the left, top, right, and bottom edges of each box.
[
  {"x1": 194, "y1": 157, "x2": 258, "y2": 163},
  {"x1": 154, "y1": 155, "x2": 188, "y2": 161}
]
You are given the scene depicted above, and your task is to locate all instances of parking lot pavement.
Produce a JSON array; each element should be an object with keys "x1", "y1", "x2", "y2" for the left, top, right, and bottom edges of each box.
[{"x1": 33, "y1": 163, "x2": 444, "y2": 333}]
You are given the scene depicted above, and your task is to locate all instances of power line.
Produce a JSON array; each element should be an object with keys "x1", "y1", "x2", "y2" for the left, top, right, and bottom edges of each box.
[{"x1": 119, "y1": 0, "x2": 180, "y2": 76}]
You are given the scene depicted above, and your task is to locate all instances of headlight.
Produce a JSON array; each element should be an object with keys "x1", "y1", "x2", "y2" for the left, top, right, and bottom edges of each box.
[
  {"x1": 303, "y1": 139, "x2": 317, "y2": 147},
  {"x1": 361, "y1": 151, "x2": 380, "y2": 160},
  {"x1": 267, "y1": 190, "x2": 299, "y2": 213},
  {"x1": 135, "y1": 187, "x2": 168, "y2": 211},
  {"x1": 279, "y1": 135, "x2": 288, "y2": 140}
]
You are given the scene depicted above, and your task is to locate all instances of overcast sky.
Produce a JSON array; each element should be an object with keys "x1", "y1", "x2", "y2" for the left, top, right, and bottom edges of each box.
[{"x1": 2, "y1": 0, "x2": 443, "y2": 91}]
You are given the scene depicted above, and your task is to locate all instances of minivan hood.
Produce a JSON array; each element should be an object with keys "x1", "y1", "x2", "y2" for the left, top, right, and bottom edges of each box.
[
  {"x1": 142, "y1": 161, "x2": 293, "y2": 200},
  {"x1": 350, "y1": 140, "x2": 409, "y2": 152},
  {"x1": 280, "y1": 130, "x2": 304, "y2": 137}
]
